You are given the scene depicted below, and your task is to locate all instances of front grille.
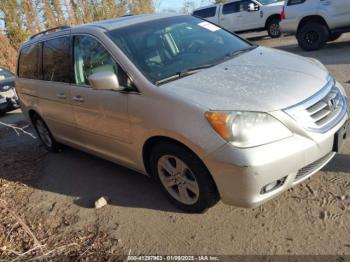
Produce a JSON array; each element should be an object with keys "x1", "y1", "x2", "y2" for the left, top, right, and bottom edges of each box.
[
  {"x1": 284, "y1": 77, "x2": 347, "y2": 133},
  {"x1": 295, "y1": 153, "x2": 333, "y2": 181}
]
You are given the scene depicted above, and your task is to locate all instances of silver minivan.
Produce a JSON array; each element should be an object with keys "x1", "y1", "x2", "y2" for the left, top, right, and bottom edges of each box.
[{"x1": 16, "y1": 14, "x2": 349, "y2": 213}]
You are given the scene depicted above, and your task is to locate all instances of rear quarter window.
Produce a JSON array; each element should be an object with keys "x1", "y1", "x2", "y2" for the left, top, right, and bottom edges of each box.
[
  {"x1": 287, "y1": 0, "x2": 306, "y2": 6},
  {"x1": 193, "y1": 7, "x2": 217, "y2": 18},
  {"x1": 18, "y1": 43, "x2": 42, "y2": 79}
]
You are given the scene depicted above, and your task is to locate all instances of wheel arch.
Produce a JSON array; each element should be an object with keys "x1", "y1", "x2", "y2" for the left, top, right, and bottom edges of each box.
[
  {"x1": 28, "y1": 109, "x2": 40, "y2": 123},
  {"x1": 297, "y1": 15, "x2": 329, "y2": 34},
  {"x1": 143, "y1": 136, "x2": 198, "y2": 175},
  {"x1": 265, "y1": 14, "x2": 281, "y2": 29},
  {"x1": 142, "y1": 135, "x2": 220, "y2": 199}
]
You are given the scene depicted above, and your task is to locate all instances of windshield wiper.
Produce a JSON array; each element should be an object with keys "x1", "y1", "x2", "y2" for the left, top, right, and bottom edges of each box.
[
  {"x1": 155, "y1": 46, "x2": 258, "y2": 85},
  {"x1": 226, "y1": 45, "x2": 258, "y2": 59},
  {"x1": 155, "y1": 63, "x2": 217, "y2": 86}
]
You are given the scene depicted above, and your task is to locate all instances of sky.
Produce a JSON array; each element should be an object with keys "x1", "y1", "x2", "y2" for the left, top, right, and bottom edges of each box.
[{"x1": 157, "y1": 0, "x2": 214, "y2": 12}]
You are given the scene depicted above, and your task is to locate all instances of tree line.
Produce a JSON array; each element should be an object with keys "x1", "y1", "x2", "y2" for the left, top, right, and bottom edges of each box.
[
  {"x1": 0, "y1": 0, "x2": 154, "y2": 49},
  {"x1": 0, "y1": 0, "x2": 154, "y2": 70}
]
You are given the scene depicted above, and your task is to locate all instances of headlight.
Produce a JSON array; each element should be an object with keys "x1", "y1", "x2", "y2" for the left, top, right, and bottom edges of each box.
[{"x1": 205, "y1": 111, "x2": 292, "y2": 148}]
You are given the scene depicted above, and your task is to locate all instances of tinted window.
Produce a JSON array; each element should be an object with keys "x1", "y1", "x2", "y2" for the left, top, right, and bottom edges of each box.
[
  {"x1": 222, "y1": 2, "x2": 240, "y2": 14},
  {"x1": 240, "y1": 0, "x2": 255, "y2": 11},
  {"x1": 287, "y1": 0, "x2": 306, "y2": 6},
  {"x1": 73, "y1": 35, "x2": 130, "y2": 87},
  {"x1": 193, "y1": 7, "x2": 217, "y2": 18},
  {"x1": 18, "y1": 43, "x2": 42, "y2": 79},
  {"x1": 43, "y1": 36, "x2": 72, "y2": 83}
]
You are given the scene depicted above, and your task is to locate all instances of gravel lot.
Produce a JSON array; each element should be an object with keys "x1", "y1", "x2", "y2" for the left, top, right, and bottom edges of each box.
[{"x1": 1, "y1": 33, "x2": 350, "y2": 257}]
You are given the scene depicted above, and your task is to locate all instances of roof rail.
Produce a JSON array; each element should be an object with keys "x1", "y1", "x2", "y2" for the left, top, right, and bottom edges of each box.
[
  {"x1": 121, "y1": 14, "x2": 134, "y2": 17},
  {"x1": 30, "y1": 26, "x2": 71, "y2": 40}
]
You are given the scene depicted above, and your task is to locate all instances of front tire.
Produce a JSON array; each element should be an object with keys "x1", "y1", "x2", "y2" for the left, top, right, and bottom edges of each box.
[
  {"x1": 297, "y1": 23, "x2": 329, "y2": 51},
  {"x1": 32, "y1": 114, "x2": 61, "y2": 152},
  {"x1": 150, "y1": 142, "x2": 219, "y2": 213},
  {"x1": 267, "y1": 18, "x2": 281, "y2": 38}
]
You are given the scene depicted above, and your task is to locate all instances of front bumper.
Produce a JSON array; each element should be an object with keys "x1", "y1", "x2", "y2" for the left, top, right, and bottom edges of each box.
[
  {"x1": 0, "y1": 89, "x2": 19, "y2": 113},
  {"x1": 203, "y1": 113, "x2": 349, "y2": 208}
]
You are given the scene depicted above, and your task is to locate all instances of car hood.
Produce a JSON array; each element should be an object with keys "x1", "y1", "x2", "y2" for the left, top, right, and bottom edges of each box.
[{"x1": 161, "y1": 47, "x2": 329, "y2": 112}]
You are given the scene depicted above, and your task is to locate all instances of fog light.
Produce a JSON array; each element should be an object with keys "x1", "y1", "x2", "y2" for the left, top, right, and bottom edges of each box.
[{"x1": 261, "y1": 177, "x2": 286, "y2": 194}]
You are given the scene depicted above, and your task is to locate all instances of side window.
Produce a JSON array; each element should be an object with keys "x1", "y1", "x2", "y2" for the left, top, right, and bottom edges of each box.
[
  {"x1": 193, "y1": 7, "x2": 217, "y2": 18},
  {"x1": 222, "y1": 2, "x2": 240, "y2": 15},
  {"x1": 73, "y1": 35, "x2": 130, "y2": 88},
  {"x1": 43, "y1": 36, "x2": 72, "y2": 83},
  {"x1": 18, "y1": 43, "x2": 42, "y2": 79},
  {"x1": 287, "y1": 0, "x2": 306, "y2": 6},
  {"x1": 240, "y1": 0, "x2": 255, "y2": 11}
]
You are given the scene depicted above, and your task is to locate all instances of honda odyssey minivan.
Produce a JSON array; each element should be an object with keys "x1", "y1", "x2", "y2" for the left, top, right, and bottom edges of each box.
[{"x1": 16, "y1": 14, "x2": 349, "y2": 213}]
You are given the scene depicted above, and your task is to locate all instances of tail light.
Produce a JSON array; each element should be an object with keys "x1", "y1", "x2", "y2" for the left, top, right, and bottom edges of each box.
[{"x1": 281, "y1": 6, "x2": 286, "y2": 20}]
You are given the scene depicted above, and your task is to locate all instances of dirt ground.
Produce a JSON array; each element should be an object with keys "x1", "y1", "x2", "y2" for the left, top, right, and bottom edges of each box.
[{"x1": 1, "y1": 33, "x2": 350, "y2": 259}]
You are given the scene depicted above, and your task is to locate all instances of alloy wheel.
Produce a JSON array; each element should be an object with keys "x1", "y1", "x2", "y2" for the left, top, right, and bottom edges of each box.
[{"x1": 157, "y1": 155, "x2": 200, "y2": 205}]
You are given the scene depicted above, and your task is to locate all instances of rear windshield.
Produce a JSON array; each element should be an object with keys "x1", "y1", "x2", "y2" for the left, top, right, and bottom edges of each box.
[
  {"x1": 107, "y1": 16, "x2": 252, "y2": 84},
  {"x1": 193, "y1": 7, "x2": 217, "y2": 18},
  {"x1": 256, "y1": 0, "x2": 280, "y2": 5},
  {"x1": 287, "y1": 0, "x2": 306, "y2": 6}
]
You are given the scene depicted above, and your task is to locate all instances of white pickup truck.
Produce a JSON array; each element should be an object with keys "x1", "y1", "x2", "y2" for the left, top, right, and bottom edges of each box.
[{"x1": 193, "y1": 0, "x2": 284, "y2": 38}]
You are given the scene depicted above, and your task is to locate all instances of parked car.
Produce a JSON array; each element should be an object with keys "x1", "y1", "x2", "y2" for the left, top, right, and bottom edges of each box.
[
  {"x1": 16, "y1": 15, "x2": 349, "y2": 213},
  {"x1": 280, "y1": 0, "x2": 350, "y2": 51},
  {"x1": 0, "y1": 67, "x2": 19, "y2": 114},
  {"x1": 193, "y1": 0, "x2": 284, "y2": 38}
]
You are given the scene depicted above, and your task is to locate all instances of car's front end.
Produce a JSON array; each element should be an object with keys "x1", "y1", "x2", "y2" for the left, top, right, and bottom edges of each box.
[
  {"x1": 106, "y1": 14, "x2": 349, "y2": 210},
  {"x1": 159, "y1": 44, "x2": 349, "y2": 208},
  {"x1": 203, "y1": 77, "x2": 348, "y2": 207},
  {"x1": 0, "y1": 78, "x2": 19, "y2": 114}
]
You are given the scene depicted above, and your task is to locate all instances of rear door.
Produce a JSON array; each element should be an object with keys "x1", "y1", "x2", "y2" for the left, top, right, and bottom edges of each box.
[
  {"x1": 17, "y1": 36, "x2": 80, "y2": 145},
  {"x1": 220, "y1": 1, "x2": 242, "y2": 31},
  {"x1": 318, "y1": 0, "x2": 350, "y2": 28},
  {"x1": 37, "y1": 35, "x2": 82, "y2": 144},
  {"x1": 70, "y1": 35, "x2": 134, "y2": 165}
]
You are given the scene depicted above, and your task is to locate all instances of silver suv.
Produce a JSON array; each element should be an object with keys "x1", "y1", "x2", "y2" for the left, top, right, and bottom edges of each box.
[
  {"x1": 280, "y1": 0, "x2": 350, "y2": 50},
  {"x1": 16, "y1": 14, "x2": 349, "y2": 213}
]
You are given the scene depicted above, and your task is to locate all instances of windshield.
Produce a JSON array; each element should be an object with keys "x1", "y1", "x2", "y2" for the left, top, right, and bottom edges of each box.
[
  {"x1": 107, "y1": 16, "x2": 252, "y2": 84},
  {"x1": 256, "y1": 0, "x2": 280, "y2": 5},
  {"x1": 0, "y1": 67, "x2": 14, "y2": 80}
]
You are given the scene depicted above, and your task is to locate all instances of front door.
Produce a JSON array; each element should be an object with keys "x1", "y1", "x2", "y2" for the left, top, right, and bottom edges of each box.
[
  {"x1": 238, "y1": 0, "x2": 263, "y2": 31},
  {"x1": 70, "y1": 35, "x2": 134, "y2": 165}
]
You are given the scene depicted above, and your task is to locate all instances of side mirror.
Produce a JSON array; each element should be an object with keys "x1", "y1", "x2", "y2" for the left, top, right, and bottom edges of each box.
[
  {"x1": 88, "y1": 71, "x2": 125, "y2": 91},
  {"x1": 248, "y1": 3, "x2": 259, "y2": 11}
]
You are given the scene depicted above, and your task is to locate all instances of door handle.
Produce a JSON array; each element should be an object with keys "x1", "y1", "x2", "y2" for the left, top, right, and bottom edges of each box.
[
  {"x1": 56, "y1": 93, "x2": 66, "y2": 99},
  {"x1": 73, "y1": 96, "x2": 85, "y2": 102}
]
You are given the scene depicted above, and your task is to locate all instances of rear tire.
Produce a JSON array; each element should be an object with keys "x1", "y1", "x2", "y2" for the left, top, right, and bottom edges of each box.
[
  {"x1": 32, "y1": 114, "x2": 61, "y2": 152},
  {"x1": 328, "y1": 33, "x2": 342, "y2": 42},
  {"x1": 150, "y1": 142, "x2": 219, "y2": 213},
  {"x1": 297, "y1": 23, "x2": 329, "y2": 51},
  {"x1": 267, "y1": 18, "x2": 281, "y2": 38}
]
